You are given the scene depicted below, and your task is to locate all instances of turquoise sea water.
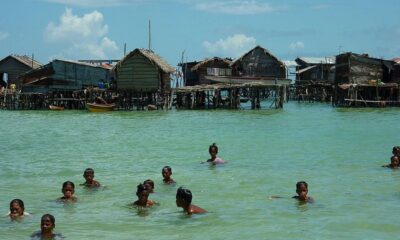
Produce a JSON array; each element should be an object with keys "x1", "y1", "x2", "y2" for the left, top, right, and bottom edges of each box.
[{"x1": 0, "y1": 102, "x2": 399, "y2": 239}]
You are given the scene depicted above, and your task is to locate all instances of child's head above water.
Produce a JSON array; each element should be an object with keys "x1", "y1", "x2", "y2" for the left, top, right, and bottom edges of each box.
[
  {"x1": 176, "y1": 187, "x2": 192, "y2": 206},
  {"x1": 209, "y1": 143, "x2": 218, "y2": 156},
  {"x1": 143, "y1": 179, "x2": 154, "y2": 192},
  {"x1": 391, "y1": 156, "x2": 399, "y2": 167},
  {"x1": 83, "y1": 168, "x2": 95, "y2": 180},
  {"x1": 41, "y1": 214, "x2": 55, "y2": 234},
  {"x1": 394, "y1": 146, "x2": 400, "y2": 156},
  {"x1": 136, "y1": 183, "x2": 150, "y2": 202},
  {"x1": 62, "y1": 181, "x2": 75, "y2": 198},
  {"x1": 295, "y1": 181, "x2": 309, "y2": 201},
  {"x1": 9, "y1": 199, "x2": 25, "y2": 220},
  {"x1": 162, "y1": 166, "x2": 172, "y2": 178}
]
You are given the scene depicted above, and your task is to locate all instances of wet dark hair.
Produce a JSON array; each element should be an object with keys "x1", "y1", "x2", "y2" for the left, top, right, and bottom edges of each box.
[
  {"x1": 393, "y1": 146, "x2": 400, "y2": 155},
  {"x1": 209, "y1": 143, "x2": 218, "y2": 154},
  {"x1": 136, "y1": 183, "x2": 147, "y2": 196},
  {"x1": 84, "y1": 168, "x2": 94, "y2": 174},
  {"x1": 143, "y1": 179, "x2": 154, "y2": 189},
  {"x1": 9, "y1": 199, "x2": 24, "y2": 210},
  {"x1": 296, "y1": 181, "x2": 308, "y2": 189},
  {"x1": 62, "y1": 181, "x2": 75, "y2": 189},
  {"x1": 176, "y1": 187, "x2": 192, "y2": 205},
  {"x1": 162, "y1": 166, "x2": 172, "y2": 173},
  {"x1": 41, "y1": 214, "x2": 55, "y2": 226}
]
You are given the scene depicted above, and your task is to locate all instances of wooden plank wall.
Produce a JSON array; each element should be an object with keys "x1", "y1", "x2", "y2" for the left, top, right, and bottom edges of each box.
[
  {"x1": 0, "y1": 58, "x2": 32, "y2": 88},
  {"x1": 117, "y1": 54, "x2": 159, "y2": 91},
  {"x1": 239, "y1": 48, "x2": 285, "y2": 78}
]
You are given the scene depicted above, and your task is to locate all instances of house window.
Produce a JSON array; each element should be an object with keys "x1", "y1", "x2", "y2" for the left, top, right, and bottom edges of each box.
[{"x1": 207, "y1": 68, "x2": 232, "y2": 76}]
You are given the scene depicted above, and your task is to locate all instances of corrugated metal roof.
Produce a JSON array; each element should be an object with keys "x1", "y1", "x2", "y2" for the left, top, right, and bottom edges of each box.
[
  {"x1": 0, "y1": 55, "x2": 42, "y2": 69},
  {"x1": 392, "y1": 58, "x2": 400, "y2": 63},
  {"x1": 295, "y1": 65, "x2": 317, "y2": 74},
  {"x1": 191, "y1": 57, "x2": 231, "y2": 71},
  {"x1": 283, "y1": 60, "x2": 299, "y2": 67},
  {"x1": 297, "y1": 57, "x2": 335, "y2": 64}
]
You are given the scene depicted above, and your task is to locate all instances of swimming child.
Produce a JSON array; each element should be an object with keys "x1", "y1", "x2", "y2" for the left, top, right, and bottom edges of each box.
[
  {"x1": 143, "y1": 179, "x2": 155, "y2": 193},
  {"x1": 204, "y1": 143, "x2": 225, "y2": 164},
  {"x1": 132, "y1": 183, "x2": 156, "y2": 208},
  {"x1": 162, "y1": 166, "x2": 176, "y2": 184},
  {"x1": 176, "y1": 187, "x2": 206, "y2": 214},
  {"x1": 30, "y1": 214, "x2": 64, "y2": 239},
  {"x1": 293, "y1": 181, "x2": 314, "y2": 203},
  {"x1": 8, "y1": 199, "x2": 29, "y2": 220},
  {"x1": 392, "y1": 146, "x2": 400, "y2": 157},
  {"x1": 58, "y1": 181, "x2": 77, "y2": 202},
  {"x1": 80, "y1": 168, "x2": 101, "y2": 188},
  {"x1": 383, "y1": 155, "x2": 399, "y2": 169}
]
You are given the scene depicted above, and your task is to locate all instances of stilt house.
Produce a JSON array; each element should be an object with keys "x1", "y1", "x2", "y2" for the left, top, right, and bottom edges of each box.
[
  {"x1": 21, "y1": 59, "x2": 111, "y2": 93},
  {"x1": 190, "y1": 57, "x2": 232, "y2": 85},
  {"x1": 0, "y1": 55, "x2": 41, "y2": 88},
  {"x1": 334, "y1": 52, "x2": 399, "y2": 107},
  {"x1": 178, "y1": 61, "x2": 200, "y2": 86},
  {"x1": 295, "y1": 57, "x2": 335, "y2": 83},
  {"x1": 230, "y1": 45, "x2": 286, "y2": 79},
  {"x1": 114, "y1": 48, "x2": 175, "y2": 92}
]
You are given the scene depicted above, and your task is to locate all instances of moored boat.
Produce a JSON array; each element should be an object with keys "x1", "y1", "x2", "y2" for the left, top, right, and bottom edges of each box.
[
  {"x1": 49, "y1": 105, "x2": 64, "y2": 110},
  {"x1": 86, "y1": 103, "x2": 115, "y2": 112}
]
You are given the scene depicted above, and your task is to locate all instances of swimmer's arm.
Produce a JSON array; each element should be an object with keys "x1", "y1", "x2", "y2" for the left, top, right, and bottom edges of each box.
[{"x1": 268, "y1": 196, "x2": 283, "y2": 199}]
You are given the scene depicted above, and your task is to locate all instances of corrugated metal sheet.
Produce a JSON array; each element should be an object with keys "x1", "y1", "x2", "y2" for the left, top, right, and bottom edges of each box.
[
  {"x1": 297, "y1": 57, "x2": 335, "y2": 64},
  {"x1": 283, "y1": 60, "x2": 299, "y2": 67},
  {"x1": 295, "y1": 65, "x2": 317, "y2": 74}
]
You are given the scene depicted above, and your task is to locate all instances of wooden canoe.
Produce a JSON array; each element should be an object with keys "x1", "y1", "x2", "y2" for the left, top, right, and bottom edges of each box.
[
  {"x1": 86, "y1": 103, "x2": 115, "y2": 112},
  {"x1": 49, "y1": 105, "x2": 64, "y2": 110}
]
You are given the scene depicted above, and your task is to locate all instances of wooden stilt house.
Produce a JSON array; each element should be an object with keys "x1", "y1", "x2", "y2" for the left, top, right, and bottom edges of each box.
[
  {"x1": 334, "y1": 52, "x2": 399, "y2": 107},
  {"x1": 20, "y1": 59, "x2": 112, "y2": 93},
  {"x1": 294, "y1": 57, "x2": 335, "y2": 102},
  {"x1": 190, "y1": 57, "x2": 232, "y2": 85},
  {"x1": 0, "y1": 55, "x2": 41, "y2": 89},
  {"x1": 231, "y1": 45, "x2": 286, "y2": 79},
  {"x1": 114, "y1": 48, "x2": 175, "y2": 93}
]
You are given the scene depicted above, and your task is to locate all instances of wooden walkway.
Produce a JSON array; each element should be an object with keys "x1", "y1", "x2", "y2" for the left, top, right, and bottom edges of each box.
[{"x1": 171, "y1": 80, "x2": 290, "y2": 110}]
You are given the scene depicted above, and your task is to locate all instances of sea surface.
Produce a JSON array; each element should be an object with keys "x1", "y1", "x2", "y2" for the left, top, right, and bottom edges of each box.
[{"x1": 0, "y1": 102, "x2": 399, "y2": 239}]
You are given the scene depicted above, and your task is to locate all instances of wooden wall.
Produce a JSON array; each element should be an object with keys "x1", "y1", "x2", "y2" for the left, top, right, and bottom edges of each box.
[
  {"x1": 51, "y1": 60, "x2": 110, "y2": 88},
  {"x1": 232, "y1": 48, "x2": 285, "y2": 78},
  {"x1": 0, "y1": 57, "x2": 33, "y2": 88},
  {"x1": 116, "y1": 53, "x2": 160, "y2": 92},
  {"x1": 335, "y1": 53, "x2": 383, "y2": 84},
  {"x1": 198, "y1": 61, "x2": 231, "y2": 85}
]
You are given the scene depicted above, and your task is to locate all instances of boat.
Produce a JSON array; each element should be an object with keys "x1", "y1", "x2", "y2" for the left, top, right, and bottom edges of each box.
[
  {"x1": 86, "y1": 103, "x2": 115, "y2": 112},
  {"x1": 49, "y1": 105, "x2": 64, "y2": 110}
]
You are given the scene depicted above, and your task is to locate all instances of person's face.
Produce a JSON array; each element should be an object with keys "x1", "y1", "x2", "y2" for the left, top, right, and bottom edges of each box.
[
  {"x1": 296, "y1": 185, "x2": 308, "y2": 200},
  {"x1": 391, "y1": 157, "x2": 399, "y2": 166},
  {"x1": 137, "y1": 191, "x2": 149, "y2": 203},
  {"x1": 41, "y1": 216, "x2": 54, "y2": 233},
  {"x1": 9, "y1": 202, "x2": 24, "y2": 220},
  {"x1": 162, "y1": 169, "x2": 171, "y2": 179},
  {"x1": 209, "y1": 147, "x2": 217, "y2": 158},
  {"x1": 176, "y1": 197, "x2": 184, "y2": 207},
  {"x1": 84, "y1": 172, "x2": 94, "y2": 183},
  {"x1": 144, "y1": 183, "x2": 153, "y2": 192},
  {"x1": 62, "y1": 184, "x2": 75, "y2": 198}
]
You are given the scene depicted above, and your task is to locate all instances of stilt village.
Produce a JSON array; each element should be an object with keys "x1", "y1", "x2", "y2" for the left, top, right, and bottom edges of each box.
[{"x1": 1, "y1": 45, "x2": 399, "y2": 111}]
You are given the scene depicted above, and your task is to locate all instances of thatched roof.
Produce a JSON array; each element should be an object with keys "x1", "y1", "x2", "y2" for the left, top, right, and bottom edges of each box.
[
  {"x1": 0, "y1": 55, "x2": 42, "y2": 69},
  {"x1": 230, "y1": 45, "x2": 284, "y2": 66},
  {"x1": 191, "y1": 57, "x2": 232, "y2": 71},
  {"x1": 116, "y1": 48, "x2": 175, "y2": 73}
]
